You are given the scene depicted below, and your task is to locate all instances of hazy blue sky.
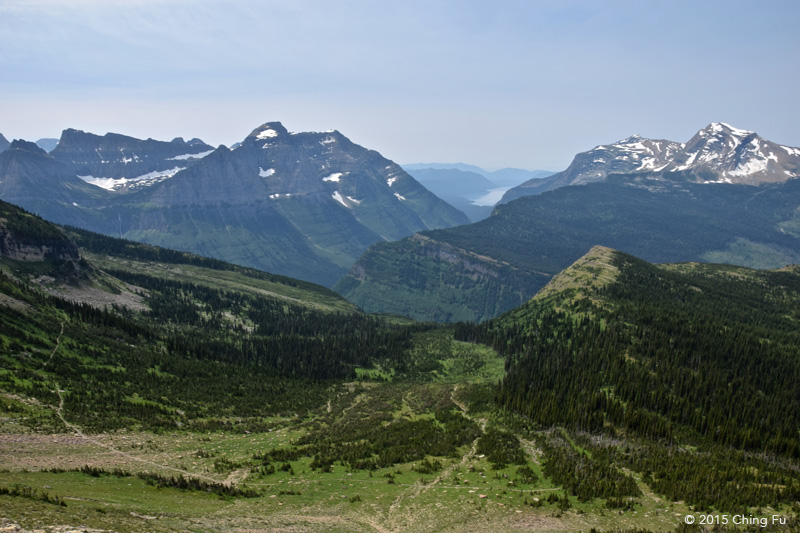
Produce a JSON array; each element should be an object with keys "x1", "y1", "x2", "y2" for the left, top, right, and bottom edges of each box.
[{"x1": 1, "y1": 0, "x2": 798, "y2": 170}]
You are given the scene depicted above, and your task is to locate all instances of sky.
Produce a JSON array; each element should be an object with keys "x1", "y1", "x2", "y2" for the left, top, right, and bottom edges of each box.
[{"x1": 1, "y1": 0, "x2": 799, "y2": 171}]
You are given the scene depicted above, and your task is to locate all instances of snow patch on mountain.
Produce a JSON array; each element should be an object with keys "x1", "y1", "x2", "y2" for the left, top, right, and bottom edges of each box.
[
  {"x1": 323, "y1": 172, "x2": 344, "y2": 182},
  {"x1": 120, "y1": 151, "x2": 139, "y2": 164},
  {"x1": 711, "y1": 122, "x2": 752, "y2": 137},
  {"x1": 168, "y1": 150, "x2": 214, "y2": 160},
  {"x1": 257, "y1": 128, "x2": 279, "y2": 140},
  {"x1": 259, "y1": 167, "x2": 276, "y2": 178},
  {"x1": 702, "y1": 176, "x2": 734, "y2": 184},
  {"x1": 675, "y1": 151, "x2": 699, "y2": 171},
  {"x1": 782, "y1": 146, "x2": 800, "y2": 157},
  {"x1": 78, "y1": 166, "x2": 185, "y2": 191},
  {"x1": 332, "y1": 191, "x2": 349, "y2": 207},
  {"x1": 394, "y1": 192, "x2": 406, "y2": 201},
  {"x1": 727, "y1": 157, "x2": 769, "y2": 177}
]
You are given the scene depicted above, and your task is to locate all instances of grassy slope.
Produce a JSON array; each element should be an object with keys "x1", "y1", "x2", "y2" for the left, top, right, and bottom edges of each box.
[{"x1": 67, "y1": 226, "x2": 355, "y2": 314}]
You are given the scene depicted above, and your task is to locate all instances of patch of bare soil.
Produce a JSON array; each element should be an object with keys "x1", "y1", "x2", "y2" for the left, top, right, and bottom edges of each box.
[
  {"x1": 0, "y1": 518, "x2": 114, "y2": 532},
  {"x1": 41, "y1": 281, "x2": 146, "y2": 312},
  {"x1": 0, "y1": 293, "x2": 32, "y2": 311}
]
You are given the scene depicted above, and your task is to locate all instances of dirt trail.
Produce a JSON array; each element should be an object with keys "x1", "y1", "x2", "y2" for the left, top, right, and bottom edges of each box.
[
  {"x1": 49, "y1": 379, "x2": 225, "y2": 484},
  {"x1": 382, "y1": 385, "x2": 490, "y2": 531},
  {"x1": 31, "y1": 319, "x2": 229, "y2": 486},
  {"x1": 223, "y1": 468, "x2": 250, "y2": 486},
  {"x1": 40, "y1": 320, "x2": 65, "y2": 370},
  {"x1": 518, "y1": 437, "x2": 543, "y2": 466}
]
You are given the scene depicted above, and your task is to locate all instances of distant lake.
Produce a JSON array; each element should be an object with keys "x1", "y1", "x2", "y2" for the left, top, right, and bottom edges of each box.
[{"x1": 471, "y1": 187, "x2": 510, "y2": 206}]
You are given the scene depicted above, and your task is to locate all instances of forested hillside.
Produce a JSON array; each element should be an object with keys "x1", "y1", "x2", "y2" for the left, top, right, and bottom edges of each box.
[
  {"x1": 337, "y1": 175, "x2": 800, "y2": 322},
  {"x1": 457, "y1": 246, "x2": 800, "y2": 511},
  {"x1": 0, "y1": 209, "x2": 418, "y2": 432}
]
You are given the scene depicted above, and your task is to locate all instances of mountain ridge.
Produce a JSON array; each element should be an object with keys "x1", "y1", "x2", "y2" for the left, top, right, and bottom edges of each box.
[
  {"x1": 50, "y1": 128, "x2": 215, "y2": 192},
  {"x1": 501, "y1": 122, "x2": 800, "y2": 203},
  {"x1": 336, "y1": 175, "x2": 800, "y2": 322},
  {"x1": 0, "y1": 122, "x2": 469, "y2": 287}
]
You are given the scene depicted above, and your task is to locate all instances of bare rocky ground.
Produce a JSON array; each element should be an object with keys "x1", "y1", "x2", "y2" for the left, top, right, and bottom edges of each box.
[
  {"x1": 0, "y1": 518, "x2": 113, "y2": 533},
  {"x1": 38, "y1": 279, "x2": 146, "y2": 312}
]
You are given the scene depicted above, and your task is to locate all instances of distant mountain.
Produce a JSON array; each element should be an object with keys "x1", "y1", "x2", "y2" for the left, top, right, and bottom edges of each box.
[
  {"x1": 0, "y1": 122, "x2": 469, "y2": 287},
  {"x1": 0, "y1": 140, "x2": 109, "y2": 226},
  {"x1": 406, "y1": 168, "x2": 496, "y2": 197},
  {"x1": 488, "y1": 168, "x2": 555, "y2": 187},
  {"x1": 35, "y1": 138, "x2": 59, "y2": 152},
  {"x1": 335, "y1": 175, "x2": 800, "y2": 322},
  {"x1": 404, "y1": 163, "x2": 554, "y2": 187},
  {"x1": 502, "y1": 123, "x2": 800, "y2": 203},
  {"x1": 403, "y1": 168, "x2": 496, "y2": 221},
  {"x1": 402, "y1": 165, "x2": 554, "y2": 222},
  {"x1": 403, "y1": 162, "x2": 488, "y2": 175},
  {"x1": 50, "y1": 129, "x2": 215, "y2": 192},
  {"x1": 0, "y1": 133, "x2": 10, "y2": 153}
]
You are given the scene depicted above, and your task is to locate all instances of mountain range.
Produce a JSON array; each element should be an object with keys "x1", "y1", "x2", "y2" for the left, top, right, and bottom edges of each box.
[
  {"x1": 337, "y1": 123, "x2": 800, "y2": 322},
  {"x1": 0, "y1": 122, "x2": 468, "y2": 287},
  {"x1": 501, "y1": 122, "x2": 800, "y2": 203},
  {"x1": 5, "y1": 120, "x2": 800, "y2": 320}
]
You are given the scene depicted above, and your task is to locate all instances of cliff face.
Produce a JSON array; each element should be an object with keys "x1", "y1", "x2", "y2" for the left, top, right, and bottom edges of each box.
[
  {"x1": 0, "y1": 199, "x2": 81, "y2": 263},
  {"x1": 50, "y1": 128, "x2": 214, "y2": 188},
  {"x1": 0, "y1": 227, "x2": 80, "y2": 262}
]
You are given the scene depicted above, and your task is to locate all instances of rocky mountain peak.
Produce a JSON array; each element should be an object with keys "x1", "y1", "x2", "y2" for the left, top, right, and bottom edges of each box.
[
  {"x1": 683, "y1": 122, "x2": 757, "y2": 154},
  {"x1": 705, "y1": 122, "x2": 755, "y2": 138},
  {"x1": 246, "y1": 122, "x2": 290, "y2": 144},
  {"x1": 50, "y1": 129, "x2": 214, "y2": 192},
  {"x1": 0, "y1": 133, "x2": 10, "y2": 153},
  {"x1": 501, "y1": 123, "x2": 800, "y2": 203},
  {"x1": 616, "y1": 134, "x2": 644, "y2": 144},
  {"x1": 56, "y1": 128, "x2": 99, "y2": 147},
  {"x1": 7, "y1": 139, "x2": 49, "y2": 157},
  {"x1": 669, "y1": 122, "x2": 800, "y2": 184}
]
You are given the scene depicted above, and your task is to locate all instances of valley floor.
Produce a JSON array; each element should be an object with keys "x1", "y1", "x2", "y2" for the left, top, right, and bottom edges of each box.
[{"x1": 2, "y1": 382, "x2": 703, "y2": 533}]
